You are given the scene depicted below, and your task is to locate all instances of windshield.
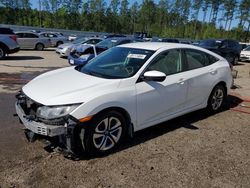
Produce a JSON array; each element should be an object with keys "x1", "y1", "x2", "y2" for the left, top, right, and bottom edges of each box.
[
  {"x1": 199, "y1": 40, "x2": 222, "y2": 47},
  {"x1": 78, "y1": 47, "x2": 155, "y2": 79},
  {"x1": 96, "y1": 39, "x2": 119, "y2": 49},
  {"x1": 73, "y1": 37, "x2": 88, "y2": 44},
  {"x1": 243, "y1": 46, "x2": 250, "y2": 51}
]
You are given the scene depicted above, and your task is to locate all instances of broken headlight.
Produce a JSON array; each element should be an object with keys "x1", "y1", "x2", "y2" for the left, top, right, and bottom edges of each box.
[{"x1": 36, "y1": 104, "x2": 79, "y2": 120}]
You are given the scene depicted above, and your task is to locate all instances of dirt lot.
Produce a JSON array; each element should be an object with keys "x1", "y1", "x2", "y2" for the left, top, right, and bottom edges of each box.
[{"x1": 0, "y1": 50, "x2": 250, "y2": 188}]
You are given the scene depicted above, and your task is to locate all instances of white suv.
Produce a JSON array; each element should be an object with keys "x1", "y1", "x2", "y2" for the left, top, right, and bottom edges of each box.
[
  {"x1": 15, "y1": 42, "x2": 232, "y2": 157},
  {"x1": 0, "y1": 27, "x2": 20, "y2": 59}
]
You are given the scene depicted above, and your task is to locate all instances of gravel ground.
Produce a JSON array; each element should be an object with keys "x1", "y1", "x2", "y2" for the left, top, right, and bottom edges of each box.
[{"x1": 0, "y1": 50, "x2": 250, "y2": 188}]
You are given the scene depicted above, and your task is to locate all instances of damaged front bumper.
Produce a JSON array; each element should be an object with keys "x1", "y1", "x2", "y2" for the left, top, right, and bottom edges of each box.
[
  {"x1": 15, "y1": 102, "x2": 67, "y2": 137},
  {"x1": 15, "y1": 93, "x2": 85, "y2": 158}
]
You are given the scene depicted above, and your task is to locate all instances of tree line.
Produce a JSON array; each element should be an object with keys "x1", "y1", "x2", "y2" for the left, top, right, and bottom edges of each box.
[{"x1": 0, "y1": 0, "x2": 249, "y2": 41}]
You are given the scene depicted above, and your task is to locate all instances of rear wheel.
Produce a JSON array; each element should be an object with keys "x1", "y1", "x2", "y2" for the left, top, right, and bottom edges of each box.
[
  {"x1": 0, "y1": 46, "x2": 6, "y2": 59},
  {"x1": 207, "y1": 84, "x2": 226, "y2": 113},
  {"x1": 56, "y1": 41, "x2": 63, "y2": 47},
  {"x1": 36, "y1": 43, "x2": 44, "y2": 51},
  {"x1": 81, "y1": 111, "x2": 126, "y2": 155},
  {"x1": 233, "y1": 56, "x2": 239, "y2": 65}
]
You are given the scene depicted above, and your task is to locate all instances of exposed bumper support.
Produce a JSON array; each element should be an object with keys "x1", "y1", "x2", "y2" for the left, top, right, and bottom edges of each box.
[{"x1": 15, "y1": 102, "x2": 66, "y2": 137}]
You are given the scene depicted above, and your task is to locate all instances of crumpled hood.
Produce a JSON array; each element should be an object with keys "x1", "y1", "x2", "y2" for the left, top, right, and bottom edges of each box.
[{"x1": 22, "y1": 67, "x2": 121, "y2": 106}]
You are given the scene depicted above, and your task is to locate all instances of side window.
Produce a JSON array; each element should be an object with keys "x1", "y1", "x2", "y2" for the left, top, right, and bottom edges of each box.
[
  {"x1": 16, "y1": 33, "x2": 23, "y2": 38},
  {"x1": 206, "y1": 53, "x2": 219, "y2": 65},
  {"x1": 221, "y1": 40, "x2": 228, "y2": 48},
  {"x1": 24, "y1": 33, "x2": 38, "y2": 38},
  {"x1": 147, "y1": 49, "x2": 183, "y2": 76},
  {"x1": 93, "y1": 39, "x2": 101, "y2": 44},
  {"x1": 185, "y1": 49, "x2": 210, "y2": 70},
  {"x1": 228, "y1": 40, "x2": 237, "y2": 49}
]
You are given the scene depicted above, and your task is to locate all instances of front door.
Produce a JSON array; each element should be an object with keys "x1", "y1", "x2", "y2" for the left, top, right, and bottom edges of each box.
[{"x1": 136, "y1": 49, "x2": 188, "y2": 129}]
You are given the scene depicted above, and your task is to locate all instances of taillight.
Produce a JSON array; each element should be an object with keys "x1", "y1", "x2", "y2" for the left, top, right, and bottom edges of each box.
[{"x1": 9, "y1": 35, "x2": 17, "y2": 42}]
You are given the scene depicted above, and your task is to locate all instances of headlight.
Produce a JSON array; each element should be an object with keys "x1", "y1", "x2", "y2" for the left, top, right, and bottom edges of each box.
[{"x1": 36, "y1": 104, "x2": 79, "y2": 120}]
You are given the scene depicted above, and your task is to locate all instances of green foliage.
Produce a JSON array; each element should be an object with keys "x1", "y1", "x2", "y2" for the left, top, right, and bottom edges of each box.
[{"x1": 0, "y1": 0, "x2": 249, "y2": 41}]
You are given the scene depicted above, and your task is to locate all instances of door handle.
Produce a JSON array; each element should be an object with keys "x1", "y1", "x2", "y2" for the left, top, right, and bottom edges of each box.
[
  {"x1": 209, "y1": 69, "x2": 218, "y2": 75},
  {"x1": 177, "y1": 78, "x2": 185, "y2": 84}
]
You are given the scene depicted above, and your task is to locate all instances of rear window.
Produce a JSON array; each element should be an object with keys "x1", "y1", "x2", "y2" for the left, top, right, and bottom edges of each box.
[{"x1": 0, "y1": 28, "x2": 14, "y2": 34}]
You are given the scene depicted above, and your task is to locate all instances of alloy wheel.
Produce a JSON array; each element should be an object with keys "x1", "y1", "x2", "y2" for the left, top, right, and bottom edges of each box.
[
  {"x1": 93, "y1": 116, "x2": 122, "y2": 151},
  {"x1": 211, "y1": 88, "x2": 224, "y2": 111}
]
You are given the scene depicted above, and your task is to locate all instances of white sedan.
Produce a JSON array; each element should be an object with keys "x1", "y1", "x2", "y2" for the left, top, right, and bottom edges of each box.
[
  {"x1": 240, "y1": 46, "x2": 250, "y2": 61},
  {"x1": 15, "y1": 42, "x2": 232, "y2": 156}
]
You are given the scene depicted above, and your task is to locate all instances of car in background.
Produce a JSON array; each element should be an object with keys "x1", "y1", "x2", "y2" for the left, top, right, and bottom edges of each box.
[
  {"x1": 56, "y1": 37, "x2": 103, "y2": 57},
  {"x1": 39, "y1": 32, "x2": 67, "y2": 47},
  {"x1": 96, "y1": 37, "x2": 138, "y2": 49},
  {"x1": 67, "y1": 37, "x2": 139, "y2": 66},
  {"x1": 240, "y1": 46, "x2": 250, "y2": 61},
  {"x1": 68, "y1": 34, "x2": 77, "y2": 41},
  {"x1": 15, "y1": 31, "x2": 51, "y2": 50},
  {"x1": 68, "y1": 45, "x2": 106, "y2": 65},
  {"x1": 0, "y1": 27, "x2": 20, "y2": 59},
  {"x1": 199, "y1": 39, "x2": 241, "y2": 65},
  {"x1": 103, "y1": 34, "x2": 126, "y2": 38},
  {"x1": 16, "y1": 42, "x2": 232, "y2": 156},
  {"x1": 158, "y1": 38, "x2": 180, "y2": 43}
]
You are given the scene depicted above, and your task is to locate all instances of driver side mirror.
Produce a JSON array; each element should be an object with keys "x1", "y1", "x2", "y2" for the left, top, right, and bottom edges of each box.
[{"x1": 142, "y1": 70, "x2": 166, "y2": 82}]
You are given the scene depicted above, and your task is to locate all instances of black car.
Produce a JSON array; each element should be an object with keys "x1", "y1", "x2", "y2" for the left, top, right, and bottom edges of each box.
[
  {"x1": 199, "y1": 39, "x2": 241, "y2": 65},
  {"x1": 158, "y1": 38, "x2": 180, "y2": 43}
]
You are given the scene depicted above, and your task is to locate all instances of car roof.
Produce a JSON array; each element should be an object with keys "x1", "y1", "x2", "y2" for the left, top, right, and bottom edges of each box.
[
  {"x1": 15, "y1": 31, "x2": 38, "y2": 34},
  {"x1": 119, "y1": 42, "x2": 194, "y2": 51}
]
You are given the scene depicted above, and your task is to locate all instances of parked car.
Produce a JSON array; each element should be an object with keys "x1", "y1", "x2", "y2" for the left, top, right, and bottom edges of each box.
[
  {"x1": 68, "y1": 45, "x2": 106, "y2": 65},
  {"x1": 158, "y1": 38, "x2": 180, "y2": 43},
  {"x1": 0, "y1": 27, "x2": 20, "y2": 59},
  {"x1": 67, "y1": 37, "x2": 137, "y2": 65},
  {"x1": 199, "y1": 39, "x2": 241, "y2": 65},
  {"x1": 56, "y1": 37, "x2": 103, "y2": 57},
  {"x1": 39, "y1": 32, "x2": 67, "y2": 47},
  {"x1": 15, "y1": 31, "x2": 51, "y2": 50},
  {"x1": 96, "y1": 37, "x2": 138, "y2": 49},
  {"x1": 15, "y1": 42, "x2": 232, "y2": 157},
  {"x1": 103, "y1": 34, "x2": 126, "y2": 38},
  {"x1": 240, "y1": 46, "x2": 250, "y2": 61},
  {"x1": 68, "y1": 34, "x2": 77, "y2": 41}
]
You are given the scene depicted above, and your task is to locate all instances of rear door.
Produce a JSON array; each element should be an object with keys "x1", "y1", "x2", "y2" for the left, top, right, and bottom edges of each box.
[{"x1": 183, "y1": 49, "x2": 219, "y2": 109}]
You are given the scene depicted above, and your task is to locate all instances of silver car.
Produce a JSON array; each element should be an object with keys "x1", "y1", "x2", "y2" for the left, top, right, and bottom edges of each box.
[
  {"x1": 39, "y1": 32, "x2": 67, "y2": 47},
  {"x1": 15, "y1": 31, "x2": 51, "y2": 50},
  {"x1": 56, "y1": 37, "x2": 103, "y2": 57}
]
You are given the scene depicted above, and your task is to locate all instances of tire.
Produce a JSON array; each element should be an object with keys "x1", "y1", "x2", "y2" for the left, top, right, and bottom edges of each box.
[
  {"x1": 0, "y1": 46, "x2": 6, "y2": 60},
  {"x1": 233, "y1": 56, "x2": 239, "y2": 65},
  {"x1": 36, "y1": 43, "x2": 44, "y2": 51},
  {"x1": 81, "y1": 111, "x2": 127, "y2": 156},
  {"x1": 207, "y1": 84, "x2": 226, "y2": 113},
  {"x1": 56, "y1": 41, "x2": 63, "y2": 47}
]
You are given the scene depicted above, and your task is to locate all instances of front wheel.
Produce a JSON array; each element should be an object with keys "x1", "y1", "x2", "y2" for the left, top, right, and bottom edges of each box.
[
  {"x1": 207, "y1": 84, "x2": 226, "y2": 113},
  {"x1": 81, "y1": 111, "x2": 126, "y2": 155}
]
